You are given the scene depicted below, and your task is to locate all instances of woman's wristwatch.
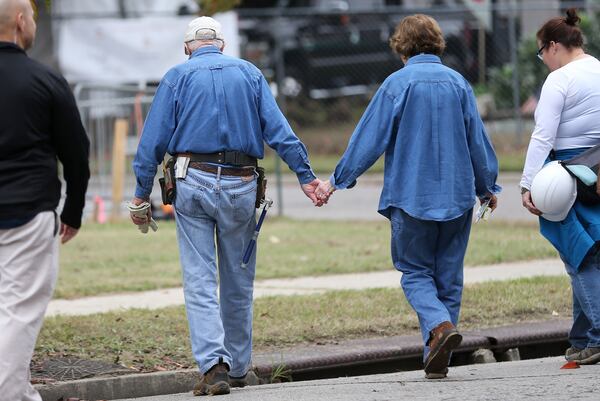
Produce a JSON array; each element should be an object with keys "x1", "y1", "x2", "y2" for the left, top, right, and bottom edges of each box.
[{"x1": 520, "y1": 187, "x2": 530, "y2": 194}]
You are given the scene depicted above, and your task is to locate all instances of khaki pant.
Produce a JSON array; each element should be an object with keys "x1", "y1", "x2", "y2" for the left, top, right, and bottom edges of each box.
[{"x1": 0, "y1": 212, "x2": 59, "y2": 401}]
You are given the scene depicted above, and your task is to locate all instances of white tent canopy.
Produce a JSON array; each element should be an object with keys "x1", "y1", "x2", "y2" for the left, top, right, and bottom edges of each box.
[{"x1": 52, "y1": 0, "x2": 240, "y2": 84}]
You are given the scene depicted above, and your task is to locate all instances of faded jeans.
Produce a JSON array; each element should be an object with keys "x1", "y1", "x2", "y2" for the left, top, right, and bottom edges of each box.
[
  {"x1": 390, "y1": 207, "x2": 472, "y2": 359},
  {"x1": 174, "y1": 167, "x2": 257, "y2": 377},
  {"x1": 564, "y1": 246, "x2": 600, "y2": 349}
]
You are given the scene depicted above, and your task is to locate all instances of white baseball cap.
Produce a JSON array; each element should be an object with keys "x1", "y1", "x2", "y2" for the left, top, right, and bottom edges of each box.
[{"x1": 184, "y1": 16, "x2": 224, "y2": 43}]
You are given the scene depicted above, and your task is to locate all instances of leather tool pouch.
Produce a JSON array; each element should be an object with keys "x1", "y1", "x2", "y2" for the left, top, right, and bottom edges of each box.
[
  {"x1": 255, "y1": 167, "x2": 267, "y2": 208},
  {"x1": 159, "y1": 158, "x2": 176, "y2": 205}
]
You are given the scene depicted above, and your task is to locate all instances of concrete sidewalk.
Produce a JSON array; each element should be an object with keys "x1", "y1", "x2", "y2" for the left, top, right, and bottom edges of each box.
[
  {"x1": 112, "y1": 357, "x2": 599, "y2": 401},
  {"x1": 46, "y1": 258, "x2": 565, "y2": 316}
]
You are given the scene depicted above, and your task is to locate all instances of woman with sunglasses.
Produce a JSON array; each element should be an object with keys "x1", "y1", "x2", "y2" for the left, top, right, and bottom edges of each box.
[{"x1": 520, "y1": 8, "x2": 600, "y2": 365}]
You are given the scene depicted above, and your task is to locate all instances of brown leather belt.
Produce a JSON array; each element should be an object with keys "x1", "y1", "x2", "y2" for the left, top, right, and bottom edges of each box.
[{"x1": 188, "y1": 162, "x2": 255, "y2": 177}]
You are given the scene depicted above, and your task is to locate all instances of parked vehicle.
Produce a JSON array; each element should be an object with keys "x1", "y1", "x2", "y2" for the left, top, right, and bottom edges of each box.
[{"x1": 237, "y1": 0, "x2": 481, "y2": 98}]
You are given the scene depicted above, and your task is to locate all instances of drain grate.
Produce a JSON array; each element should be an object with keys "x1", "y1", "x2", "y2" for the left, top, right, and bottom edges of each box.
[{"x1": 33, "y1": 358, "x2": 132, "y2": 381}]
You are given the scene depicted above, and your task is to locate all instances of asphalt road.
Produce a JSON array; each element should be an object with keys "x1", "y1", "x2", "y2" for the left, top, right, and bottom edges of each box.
[{"x1": 85, "y1": 172, "x2": 535, "y2": 222}]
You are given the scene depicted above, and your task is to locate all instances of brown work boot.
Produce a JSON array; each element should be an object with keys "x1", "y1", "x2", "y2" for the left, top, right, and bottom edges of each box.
[
  {"x1": 565, "y1": 346, "x2": 583, "y2": 362},
  {"x1": 229, "y1": 370, "x2": 260, "y2": 388},
  {"x1": 424, "y1": 321, "x2": 462, "y2": 378},
  {"x1": 193, "y1": 363, "x2": 230, "y2": 396},
  {"x1": 577, "y1": 347, "x2": 600, "y2": 365}
]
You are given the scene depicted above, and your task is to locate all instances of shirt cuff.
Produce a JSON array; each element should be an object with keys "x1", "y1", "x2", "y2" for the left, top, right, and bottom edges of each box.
[
  {"x1": 488, "y1": 183, "x2": 502, "y2": 194},
  {"x1": 297, "y1": 170, "x2": 317, "y2": 185},
  {"x1": 134, "y1": 185, "x2": 151, "y2": 201},
  {"x1": 476, "y1": 183, "x2": 502, "y2": 198},
  {"x1": 330, "y1": 174, "x2": 356, "y2": 190}
]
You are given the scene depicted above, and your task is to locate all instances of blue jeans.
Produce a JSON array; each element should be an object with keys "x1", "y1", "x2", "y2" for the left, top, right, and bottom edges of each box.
[
  {"x1": 174, "y1": 167, "x2": 257, "y2": 377},
  {"x1": 390, "y1": 208, "x2": 472, "y2": 358},
  {"x1": 564, "y1": 247, "x2": 600, "y2": 349}
]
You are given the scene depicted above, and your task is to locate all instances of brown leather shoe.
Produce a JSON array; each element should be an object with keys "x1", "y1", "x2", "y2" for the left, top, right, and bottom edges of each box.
[
  {"x1": 424, "y1": 321, "x2": 462, "y2": 377},
  {"x1": 229, "y1": 370, "x2": 260, "y2": 388},
  {"x1": 193, "y1": 363, "x2": 231, "y2": 396}
]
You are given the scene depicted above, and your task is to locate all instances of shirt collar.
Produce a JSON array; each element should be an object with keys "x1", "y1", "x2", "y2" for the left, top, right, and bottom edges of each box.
[
  {"x1": 0, "y1": 41, "x2": 25, "y2": 54},
  {"x1": 405, "y1": 54, "x2": 442, "y2": 66},
  {"x1": 190, "y1": 45, "x2": 222, "y2": 59}
]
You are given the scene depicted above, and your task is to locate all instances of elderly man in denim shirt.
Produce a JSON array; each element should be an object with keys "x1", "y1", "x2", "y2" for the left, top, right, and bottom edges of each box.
[
  {"x1": 317, "y1": 15, "x2": 500, "y2": 379},
  {"x1": 131, "y1": 17, "x2": 321, "y2": 396}
]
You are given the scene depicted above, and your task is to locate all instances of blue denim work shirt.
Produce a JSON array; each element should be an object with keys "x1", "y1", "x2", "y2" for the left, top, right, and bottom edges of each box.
[
  {"x1": 330, "y1": 54, "x2": 501, "y2": 221},
  {"x1": 133, "y1": 46, "x2": 315, "y2": 199}
]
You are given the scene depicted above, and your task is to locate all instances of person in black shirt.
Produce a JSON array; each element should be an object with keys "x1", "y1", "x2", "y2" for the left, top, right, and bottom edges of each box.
[{"x1": 0, "y1": 1, "x2": 90, "y2": 399}]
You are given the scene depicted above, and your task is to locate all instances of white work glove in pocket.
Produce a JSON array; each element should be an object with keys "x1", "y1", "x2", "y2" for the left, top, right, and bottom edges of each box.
[{"x1": 127, "y1": 201, "x2": 159, "y2": 234}]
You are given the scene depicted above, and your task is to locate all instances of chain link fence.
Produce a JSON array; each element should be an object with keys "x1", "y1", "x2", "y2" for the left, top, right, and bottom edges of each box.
[
  {"x1": 239, "y1": 1, "x2": 599, "y2": 156},
  {"x1": 68, "y1": 0, "x2": 600, "y2": 218}
]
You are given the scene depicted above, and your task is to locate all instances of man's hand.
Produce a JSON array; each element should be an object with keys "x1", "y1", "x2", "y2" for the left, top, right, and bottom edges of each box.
[
  {"x1": 480, "y1": 194, "x2": 498, "y2": 212},
  {"x1": 521, "y1": 190, "x2": 542, "y2": 216},
  {"x1": 301, "y1": 179, "x2": 326, "y2": 207},
  {"x1": 315, "y1": 180, "x2": 335, "y2": 204},
  {"x1": 130, "y1": 197, "x2": 151, "y2": 225},
  {"x1": 59, "y1": 223, "x2": 79, "y2": 244}
]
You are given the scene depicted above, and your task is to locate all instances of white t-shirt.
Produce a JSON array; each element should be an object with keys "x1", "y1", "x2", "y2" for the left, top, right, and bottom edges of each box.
[{"x1": 520, "y1": 56, "x2": 600, "y2": 189}]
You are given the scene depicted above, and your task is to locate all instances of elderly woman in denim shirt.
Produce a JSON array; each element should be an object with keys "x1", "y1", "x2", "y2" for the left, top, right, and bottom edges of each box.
[{"x1": 316, "y1": 14, "x2": 500, "y2": 379}]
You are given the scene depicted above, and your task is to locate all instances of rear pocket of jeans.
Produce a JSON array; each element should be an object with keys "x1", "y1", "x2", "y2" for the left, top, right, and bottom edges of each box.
[
  {"x1": 174, "y1": 179, "x2": 207, "y2": 217},
  {"x1": 231, "y1": 184, "x2": 257, "y2": 223}
]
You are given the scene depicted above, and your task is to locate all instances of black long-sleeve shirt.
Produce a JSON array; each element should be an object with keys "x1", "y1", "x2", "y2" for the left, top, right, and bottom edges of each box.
[{"x1": 0, "y1": 42, "x2": 90, "y2": 229}]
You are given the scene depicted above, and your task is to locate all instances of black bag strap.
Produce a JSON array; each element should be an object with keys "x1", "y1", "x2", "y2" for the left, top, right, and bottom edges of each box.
[{"x1": 563, "y1": 143, "x2": 600, "y2": 168}]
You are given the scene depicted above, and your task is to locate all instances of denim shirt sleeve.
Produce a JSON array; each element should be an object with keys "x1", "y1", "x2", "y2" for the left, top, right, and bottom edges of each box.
[
  {"x1": 133, "y1": 78, "x2": 177, "y2": 199},
  {"x1": 257, "y1": 76, "x2": 316, "y2": 185},
  {"x1": 330, "y1": 87, "x2": 399, "y2": 189},
  {"x1": 464, "y1": 86, "x2": 501, "y2": 197}
]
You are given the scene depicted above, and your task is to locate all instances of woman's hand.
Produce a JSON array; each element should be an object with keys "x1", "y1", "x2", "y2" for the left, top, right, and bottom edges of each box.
[{"x1": 521, "y1": 189, "x2": 542, "y2": 216}]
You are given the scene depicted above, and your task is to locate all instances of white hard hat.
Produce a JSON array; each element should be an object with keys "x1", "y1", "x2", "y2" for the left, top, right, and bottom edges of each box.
[
  {"x1": 530, "y1": 161, "x2": 577, "y2": 222},
  {"x1": 184, "y1": 16, "x2": 224, "y2": 43}
]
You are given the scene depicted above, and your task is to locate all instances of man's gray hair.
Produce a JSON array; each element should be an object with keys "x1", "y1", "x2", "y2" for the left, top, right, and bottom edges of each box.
[{"x1": 187, "y1": 38, "x2": 224, "y2": 52}]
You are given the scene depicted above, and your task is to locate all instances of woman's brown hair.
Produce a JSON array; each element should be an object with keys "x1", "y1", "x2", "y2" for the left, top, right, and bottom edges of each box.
[
  {"x1": 389, "y1": 14, "x2": 445, "y2": 58},
  {"x1": 537, "y1": 8, "x2": 584, "y2": 49}
]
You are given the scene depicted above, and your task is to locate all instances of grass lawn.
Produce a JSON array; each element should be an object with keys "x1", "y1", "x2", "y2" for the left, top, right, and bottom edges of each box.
[
  {"x1": 55, "y1": 219, "x2": 556, "y2": 298},
  {"x1": 56, "y1": 220, "x2": 556, "y2": 299},
  {"x1": 36, "y1": 276, "x2": 571, "y2": 372}
]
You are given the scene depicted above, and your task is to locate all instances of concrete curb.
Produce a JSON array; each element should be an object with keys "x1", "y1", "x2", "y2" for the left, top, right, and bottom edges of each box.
[{"x1": 37, "y1": 319, "x2": 571, "y2": 400}]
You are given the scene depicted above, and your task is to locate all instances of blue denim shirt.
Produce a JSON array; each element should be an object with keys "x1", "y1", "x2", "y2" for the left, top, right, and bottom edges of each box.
[
  {"x1": 330, "y1": 54, "x2": 501, "y2": 221},
  {"x1": 133, "y1": 46, "x2": 316, "y2": 199}
]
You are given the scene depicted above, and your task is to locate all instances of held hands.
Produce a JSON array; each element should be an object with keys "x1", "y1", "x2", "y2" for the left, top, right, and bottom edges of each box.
[
  {"x1": 301, "y1": 179, "x2": 326, "y2": 207},
  {"x1": 301, "y1": 178, "x2": 335, "y2": 207},
  {"x1": 315, "y1": 179, "x2": 335, "y2": 204}
]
